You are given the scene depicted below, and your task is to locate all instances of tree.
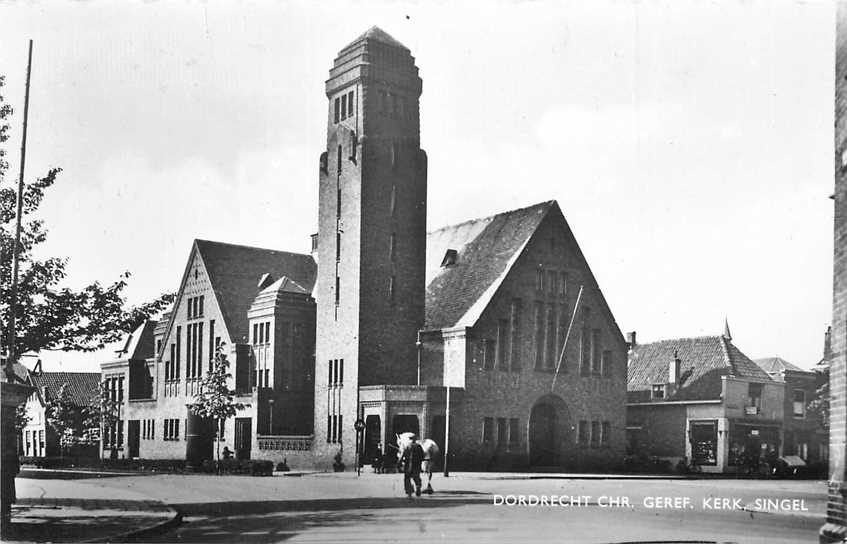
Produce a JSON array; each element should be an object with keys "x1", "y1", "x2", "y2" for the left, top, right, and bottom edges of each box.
[
  {"x1": 0, "y1": 75, "x2": 173, "y2": 361},
  {"x1": 44, "y1": 383, "x2": 80, "y2": 457},
  {"x1": 13, "y1": 404, "x2": 30, "y2": 455},
  {"x1": 83, "y1": 380, "x2": 120, "y2": 457},
  {"x1": 192, "y1": 343, "x2": 243, "y2": 467}
]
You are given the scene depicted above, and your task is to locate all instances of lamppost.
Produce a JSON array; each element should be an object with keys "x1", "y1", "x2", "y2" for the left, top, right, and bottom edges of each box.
[{"x1": 268, "y1": 398, "x2": 274, "y2": 435}]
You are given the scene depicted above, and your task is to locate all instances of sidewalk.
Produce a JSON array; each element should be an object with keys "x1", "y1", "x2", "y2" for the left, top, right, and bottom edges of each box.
[{"x1": 3, "y1": 474, "x2": 180, "y2": 543}]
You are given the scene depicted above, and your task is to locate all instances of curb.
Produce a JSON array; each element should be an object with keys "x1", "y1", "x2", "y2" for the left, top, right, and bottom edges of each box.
[{"x1": 85, "y1": 506, "x2": 182, "y2": 543}]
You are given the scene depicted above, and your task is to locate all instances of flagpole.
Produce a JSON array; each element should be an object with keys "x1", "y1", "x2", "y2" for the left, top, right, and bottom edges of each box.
[
  {"x1": 6, "y1": 39, "x2": 33, "y2": 380},
  {"x1": 551, "y1": 285, "x2": 584, "y2": 391}
]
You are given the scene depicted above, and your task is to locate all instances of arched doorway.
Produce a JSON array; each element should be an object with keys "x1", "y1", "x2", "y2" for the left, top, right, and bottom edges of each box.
[{"x1": 529, "y1": 394, "x2": 569, "y2": 467}]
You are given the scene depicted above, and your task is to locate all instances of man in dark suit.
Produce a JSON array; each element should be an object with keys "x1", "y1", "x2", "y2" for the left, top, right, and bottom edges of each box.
[{"x1": 400, "y1": 435, "x2": 425, "y2": 497}]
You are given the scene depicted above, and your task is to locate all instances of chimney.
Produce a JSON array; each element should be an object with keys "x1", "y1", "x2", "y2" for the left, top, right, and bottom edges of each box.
[
  {"x1": 669, "y1": 350, "x2": 681, "y2": 385},
  {"x1": 824, "y1": 325, "x2": 833, "y2": 362},
  {"x1": 626, "y1": 331, "x2": 637, "y2": 350},
  {"x1": 41, "y1": 386, "x2": 49, "y2": 401}
]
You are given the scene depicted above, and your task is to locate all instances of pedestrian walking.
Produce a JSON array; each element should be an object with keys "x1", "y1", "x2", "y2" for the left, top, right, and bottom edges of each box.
[{"x1": 400, "y1": 434, "x2": 425, "y2": 497}]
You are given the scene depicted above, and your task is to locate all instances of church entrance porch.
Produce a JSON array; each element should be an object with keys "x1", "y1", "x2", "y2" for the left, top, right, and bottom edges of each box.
[{"x1": 359, "y1": 385, "x2": 447, "y2": 470}]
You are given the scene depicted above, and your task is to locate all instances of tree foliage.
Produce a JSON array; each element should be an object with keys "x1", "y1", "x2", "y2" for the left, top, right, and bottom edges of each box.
[
  {"x1": 193, "y1": 343, "x2": 243, "y2": 463},
  {"x1": 44, "y1": 383, "x2": 81, "y2": 456},
  {"x1": 0, "y1": 75, "x2": 174, "y2": 357},
  {"x1": 808, "y1": 366, "x2": 830, "y2": 430},
  {"x1": 83, "y1": 380, "x2": 120, "y2": 450}
]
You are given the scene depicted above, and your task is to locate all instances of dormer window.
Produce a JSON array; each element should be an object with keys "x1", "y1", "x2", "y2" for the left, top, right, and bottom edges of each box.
[
  {"x1": 441, "y1": 249, "x2": 458, "y2": 267},
  {"x1": 651, "y1": 384, "x2": 666, "y2": 400}
]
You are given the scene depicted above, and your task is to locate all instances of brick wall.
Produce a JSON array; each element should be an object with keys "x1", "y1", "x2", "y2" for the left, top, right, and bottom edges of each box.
[{"x1": 439, "y1": 207, "x2": 628, "y2": 470}]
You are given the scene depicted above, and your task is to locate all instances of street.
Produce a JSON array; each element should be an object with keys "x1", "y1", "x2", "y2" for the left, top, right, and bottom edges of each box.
[{"x1": 17, "y1": 472, "x2": 826, "y2": 543}]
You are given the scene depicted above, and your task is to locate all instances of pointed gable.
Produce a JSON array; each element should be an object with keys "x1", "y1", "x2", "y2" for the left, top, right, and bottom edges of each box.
[
  {"x1": 114, "y1": 320, "x2": 157, "y2": 360},
  {"x1": 424, "y1": 201, "x2": 554, "y2": 329},
  {"x1": 195, "y1": 240, "x2": 316, "y2": 342},
  {"x1": 628, "y1": 336, "x2": 771, "y2": 402}
]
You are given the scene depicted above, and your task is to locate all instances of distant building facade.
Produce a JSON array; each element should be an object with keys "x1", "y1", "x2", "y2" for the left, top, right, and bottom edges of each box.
[
  {"x1": 21, "y1": 369, "x2": 100, "y2": 458},
  {"x1": 627, "y1": 332, "x2": 783, "y2": 474},
  {"x1": 754, "y1": 356, "x2": 827, "y2": 467}
]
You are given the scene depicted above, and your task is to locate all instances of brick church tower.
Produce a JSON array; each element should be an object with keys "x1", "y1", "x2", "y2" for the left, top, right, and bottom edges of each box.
[{"x1": 313, "y1": 27, "x2": 427, "y2": 466}]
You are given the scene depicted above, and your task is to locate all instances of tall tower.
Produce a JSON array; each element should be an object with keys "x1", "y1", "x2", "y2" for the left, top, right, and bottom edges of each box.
[{"x1": 313, "y1": 27, "x2": 427, "y2": 465}]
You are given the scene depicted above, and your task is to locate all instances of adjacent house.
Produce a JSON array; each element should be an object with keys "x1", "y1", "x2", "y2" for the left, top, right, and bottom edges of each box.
[
  {"x1": 21, "y1": 366, "x2": 100, "y2": 458},
  {"x1": 626, "y1": 330, "x2": 783, "y2": 473},
  {"x1": 754, "y1": 356, "x2": 828, "y2": 467}
]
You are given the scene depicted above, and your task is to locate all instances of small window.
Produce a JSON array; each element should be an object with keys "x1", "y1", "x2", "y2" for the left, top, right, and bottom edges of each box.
[
  {"x1": 441, "y1": 249, "x2": 458, "y2": 267},
  {"x1": 793, "y1": 389, "x2": 806, "y2": 418},
  {"x1": 482, "y1": 417, "x2": 494, "y2": 443},
  {"x1": 590, "y1": 421, "x2": 600, "y2": 447},
  {"x1": 652, "y1": 384, "x2": 666, "y2": 399},
  {"x1": 748, "y1": 383, "x2": 763, "y2": 408},
  {"x1": 577, "y1": 420, "x2": 588, "y2": 445}
]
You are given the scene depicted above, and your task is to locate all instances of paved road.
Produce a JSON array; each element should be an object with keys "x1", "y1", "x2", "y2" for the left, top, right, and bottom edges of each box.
[{"x1": 64, "y1": 472, "x2": 827, "y2": 543}]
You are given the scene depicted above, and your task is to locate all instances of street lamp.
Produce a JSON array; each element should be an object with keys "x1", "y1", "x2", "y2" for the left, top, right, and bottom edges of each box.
[{"x1": 268, "y1": 398, "x2": 274, "y2": 435}]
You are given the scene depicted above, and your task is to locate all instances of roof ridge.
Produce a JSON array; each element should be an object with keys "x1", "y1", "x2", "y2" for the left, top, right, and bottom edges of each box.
[
  {"x1": 636, "y1": 335, "x2": 723, "y2": 346},
  {"x1": 718, "y1": 335, "x2": 733, "y2": 371},
  {"x1": 195, "y1": 239, "x2": 310, "y2": 259},
  {"x1": 427, "y1": 200, "x2": 555, "y2": 235}
]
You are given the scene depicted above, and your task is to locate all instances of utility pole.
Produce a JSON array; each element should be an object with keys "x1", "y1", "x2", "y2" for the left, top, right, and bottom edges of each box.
[{"x1": 6, "y1": 40, "x2": 33, "y2": 381}]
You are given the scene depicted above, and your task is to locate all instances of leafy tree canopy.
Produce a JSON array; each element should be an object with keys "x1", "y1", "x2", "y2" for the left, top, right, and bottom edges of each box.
[{"x1": 0, "y1": 75, "x2": 173, "y2": 359}]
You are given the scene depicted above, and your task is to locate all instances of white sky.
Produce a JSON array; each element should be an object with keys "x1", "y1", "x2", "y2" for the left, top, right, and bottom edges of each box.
[{"x1": 0, "y1": 1, "x2": 835, "y2": 373}]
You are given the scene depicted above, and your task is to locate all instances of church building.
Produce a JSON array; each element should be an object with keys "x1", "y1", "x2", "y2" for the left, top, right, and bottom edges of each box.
[{"x1": 101, "y1": 27, "x2": 627, "y2": 471}]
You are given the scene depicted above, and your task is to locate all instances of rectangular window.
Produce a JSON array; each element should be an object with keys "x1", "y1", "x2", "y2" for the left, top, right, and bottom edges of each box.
[
  {"x1": 580, "y1": 309, "x2": 591, "y2": 376},
  {"x1": 559, "y1": 272, "x2": 567, "y2": 296},
  {"x1": 199, "y1": 295, "x2": 204, "y2": 317},
  {"x1": 591, "y1": 329, "x2": 601, "y2": 375},
  {"x1": 534, "y1": 302, "x2": 544, "y2": 369},
  {"x1": 334, "y1": 98, "x2": 339, "y2": 123},
  {"x1": 198, "y1": 322, "x2": 203, "y2": 375},
  {"x1": 590, "y1": 421, "x2": 600, "y2": 447},
  {"x1": 336, "y1": 232, "x2": 341, "y2": 261},
  {"x1": 328, "y1": 360, "x2": 333, "y2": 386},
  {"x1": 601, "y1": 350, "x2": 612, "y2": 377},
  {"x1": 327, "y1": 415, "x2": 332, "y2": 443},
  {"x1": 548, "y1": 270, "x2": 557, "y2": 293},
  {"x1": 482, "y1": 417, "x2": 494, "y2": 443},
  {"x1": 175, "y1": 419, "x2": 179, "y2": 440},
  {"x1": 337, "y1": 145, "x2": 342, "y2": 174},
  {"x1": 347, "y1": 91, "x2": 354, "y2": 117},
  {"x1": 536, "y1": 268, "x2": 544, "y2": 291},
  {"x1": 482, "y1": 339, "x2": 494, "y2": 370},
  {"x1": 253, "y1": 323, "x2": 259, "y2": 345},
  {"x1": 748, "y1": 383, "x2": 763, "y2": 409},
  {"x1": 793, "y1": 389, "x2": 806, "y2": 418},
  {"x1": 577, "y1": 420, "x2": 588, "y2": 445},
  {"x1": 546, "y1": 305, "x2": 556, "y2": 370},
  {"x1": 509, "y1": 299, "x2": 521, "y2": 371},
  {"x1": 176, "y1": 326, "x2": 181, "y2": 378},
  {"x1": 169, "y1": 345, "x2": 175, "y2": 381},
  {"x1": 389, "y1": 233, "x2": 396, "y2": 261},
  {"x1": 388, "y1": 276, "x2": 395, "y2": 302},
  {"x1": 651, "y1": 384, "x2": 666, "y2": 399},
  {"x1": 497, "y1": 418, "x2": 507, "y2": 450},
  {"x1": 209, "y1": 320, "x2": 215, "y2": 371},
  {"x1": 497, "y1": 319, "x2": 508, "y2": 370},
  {"x1": 341, "y1": 93, "x2": 347, "y2": 119},
  {"x1": 339, "y1": 359, "x2": 344, "y2": 385},
  {"x1": 390, "y1": 184, "x2": 396, "y2": 216},
  {"x1": 509, "y1": 418, "x2": 519, "y2": 449},
  {"x1": 335, "y1": 276, "x2": 340, "y2": 305},
  {"x1": 601, "y1": 421, "x2": 610, "y2": 447}
]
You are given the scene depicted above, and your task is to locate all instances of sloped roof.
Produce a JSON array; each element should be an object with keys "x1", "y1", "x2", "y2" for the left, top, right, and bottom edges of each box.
[
  {"x1": 627, "y1": 336, "x2": 771, "y2": 402},
  {"x1": 196, "y1": 240, "x2": 316, "y2": 342},
  {"x1": 424, "y1": 201, "x2": 554, "y2": 329},
  {"x1": 342, "y1": 26, "x2": 408, "y2": 52},
  {"x1": 113, "y1": 320, "x2": 157, "y2": 360},
  {"x1": 30, "y1": 372, "x2": 100, "y2": 407},
  {"x1": 754, "y1": 357, "x2": 813, "y2": 382},
  {"x1": 249, "y1": 276, "x2": 310, "y2": 313}
]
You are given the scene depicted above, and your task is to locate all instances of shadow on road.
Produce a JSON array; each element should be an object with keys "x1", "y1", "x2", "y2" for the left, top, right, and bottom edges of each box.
[
  {"x1": 149, "y1": 494, "x2": 491, "y2": 542},
  {"x1": 18, "y1": 469, "x2": 141, "y2": 480}
]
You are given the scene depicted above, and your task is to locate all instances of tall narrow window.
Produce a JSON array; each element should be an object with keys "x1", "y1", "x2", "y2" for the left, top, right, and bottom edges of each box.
[
  {"x1": 335, "y1": 276, "x2": 340, "y2": 305},
  {"x1": 390, "y1": 184, "x2": 396, "y2": 216},
  {"x1": 169, "y1": 345, "x2": 175, "y2": 381},
  {"x1": 578, "y1": 420, "x2": 588, "y2": 445},
  {"x1": 347, "y1": 91, "x2": 354, "y2": 117},
  {"x1": 388, "y1": 275, "x2": 395, "y2": 302},
  {"x1": 509, "y1": 418, "x2": 519, "y2": 449},
  {"x1": 209, "y1": 320, "x2": 215, "y2": 371},
  {"x1": 340, "y1": 93, "x2": 347, "y2": 119},
  {"x1": 199, "y1": 295, "x2": 204, "y2": 317},
  {"x1": 497, "y1": 418, "x2": 507, "y2": 450},
  {"x1": 591, "y1": 421, "x2": 600, "y2": 447},
  {"x1": 546, "y1": 304, "x2": 556, "y2": 370},
  {"x1": 591, "y1": 329, "x2": 601, "y2": 375},
  {"x1": 483, "y1": 339, "x2": 494, "y2": 370},
  {"x1": 334, "y1": 98, "x2": 340, "y2": 123},
  {"x1": 335, "y1": 232, "x2": 340, "y2": 261},
  {"x1": 337, "y1": 145, "x2": 342, "y2": 174},
  {"x1": 536, "y1": 268, "x2": 544, "y2": 291},
  {"x1": 389, "y1": 233, "x2": 396, "y2": 261},
  {"x1": 339, "y1": 359, "x2": 344, "y2": 385},
  {"x1": 509, "y1": 299, "x2": 521, "y2": 371},
  {"x1": 497, "y1": 319, "x2": 508, "y2": 370},
  {"x1": 482, "y1": 417, "x2": 493, "y2": 443},
  {"x1": 176, "y1": 326, "x2": 181, "y2": 379},
  {"x1": 580, "y1": 309, "x2": 591, "y2": 376},
  {"x1": 534, "y1": 302, "x2": 544, "y2": 369},
  {"x1": 198, "y1": 322, "x2": 204, "y2": 375},
  {"x1": 328, "y1": 360, "x2": 333, "y2": 386},
  {"x1": 547, "y1": 270, "x2": 557, "y2": 293},
  {"x1": 560, "y1": 272, "x2": 568, "y2": 296},
  {"x1": 601, "y1": 421, "x2": 610, "y2": 446}
]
